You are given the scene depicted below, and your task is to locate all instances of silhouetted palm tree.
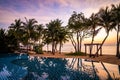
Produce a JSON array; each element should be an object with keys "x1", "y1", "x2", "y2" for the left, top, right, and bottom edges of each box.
[
  {"x1": 0, "y1": 29, "x2": 7, "y2": 52},
  {"x1": 36, "y1": 24, "x2": 44, "y2": 45},
  {"x1": 23, "y1": 18, "x2": 38, "y2": 51},
  {"x1": 0, "y1": 28, "x2": 18, "y2": 53},
  {"x1": 57, "y1": 27, "x2": 69, "y2": 54},
  {"x1": 7, "y1": 29, "x2": 18, "y2": 51},
  {"x1": 95, "y1": 7, "x2": 115, "y2": 55},
  {"x1": 111, "y1": 4, "x2": 120, "y2": 58},
  {"x1": 88, "y1": 13, "x2": 101, "y2": 57},
  {"x1": 9, "y1": 19, "x2": 23, "y2": 45},
  {"x1": 43, "y1": 28, "x2": 51, "y2": 52},
  {"x1": 46, "y1": 19, "x2": 62, "y2": 54}
]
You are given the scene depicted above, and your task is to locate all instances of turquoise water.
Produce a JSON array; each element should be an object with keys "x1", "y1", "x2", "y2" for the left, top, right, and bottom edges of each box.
[{"x1": 0, "y1": 54, "x2": 120, "y2": 80}]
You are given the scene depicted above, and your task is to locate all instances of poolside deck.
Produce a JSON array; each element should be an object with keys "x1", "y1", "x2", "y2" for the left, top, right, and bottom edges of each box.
[{"x1": 29, "y1": 51, "x2": 120, "y2": 65}]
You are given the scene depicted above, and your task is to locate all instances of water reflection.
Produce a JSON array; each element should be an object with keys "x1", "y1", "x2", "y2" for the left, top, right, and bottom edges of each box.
[
  {"x1": 0, "y1": 63, "x2": 27, "y2": 80},
  {"x1": 0, "y1": 54, "x2": 120, "y2": 80},
  {"x1": 13, "y1": 57, "x2": 94, "y2": 80},
  {"x1": 0, "y1": 65, "x2": 11, "y2": 80},
  {"x1": 0, "y1": 54, "x2": 28, "y2": 80},
  {"x1": 68, "y1": 58, "x2": 99, "y2": 79}
]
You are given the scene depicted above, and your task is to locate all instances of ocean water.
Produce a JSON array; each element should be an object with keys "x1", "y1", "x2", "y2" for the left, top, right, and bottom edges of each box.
[{"x1": 43, "y1": 44, "x2": 117, "y2": 55}]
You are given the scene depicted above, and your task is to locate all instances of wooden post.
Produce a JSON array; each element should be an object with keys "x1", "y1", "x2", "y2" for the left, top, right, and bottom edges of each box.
[
  {"x1": 85, "y1": 44, "x2": 87, "y2": 55},
  {"x1": 84, "y1": 43, "x2": 102, "y2": 57},
  {"x1": 89, "y1": 45, "x2": 91, "y2": 57},
  {"x1": 96, "y1": 45, "x2": 99, "y2": 57},
  {"x1": 100, "y1": 44, "x2": 102, "y2": 56}
]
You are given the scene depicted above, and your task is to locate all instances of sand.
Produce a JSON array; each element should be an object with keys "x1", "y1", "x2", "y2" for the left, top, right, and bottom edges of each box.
[{"x1": 29, "y1": 51, "x2": 120, "y2": 65}]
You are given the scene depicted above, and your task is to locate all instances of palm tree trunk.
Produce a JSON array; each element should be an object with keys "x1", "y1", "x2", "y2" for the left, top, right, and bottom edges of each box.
[
  {"x1": 27, "y1": 40, "x2": 29, "y2": 53},
  {"x1": 116, "y1": 25, "x2": 120, "y2": 57},
  {"x1": 47, "y1": 44, "x2": 49, "y2": 52},
  {"x1": 59, "y1": 42, "x2": 62, "y2": 54},
  {"x1": 52, "y1": 40, "x2": 55, "y2": 55},
  {"x1": 118, "y1": 37, "x2": 120, "y2": 59},
  {"x1": 90, "y1": 29, "x2": 95, "y2": 57},
  {"x1": 55, "y1": 42, "x2": 57, "y2": 53},
  {"x1": 77, "y1": 32, "x2": 80, "y2": 52},
  {"x1": 79, "y1": 38, "x2": 82, "y2": 52},
  {"x1": 39, "y1": 39, "x2": 41, "y2": 46},
  {"x1": 95, "y1": 33, "x2": 109, "y2": 56}
]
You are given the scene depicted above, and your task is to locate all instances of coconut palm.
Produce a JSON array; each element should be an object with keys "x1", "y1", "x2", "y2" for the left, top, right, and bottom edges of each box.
[
  {"x1": 43, "y1": 28, "x2": 51, "y2": 52},
  {"x1": 46, "y1": 19, "x2": 62, "y2": 54},
  {"x1": 9, "y1": 19, "x2": 23, "y2": 44},
  {"x1": 0, "y1": 28, "x2": 19, "y2": 53},
  {"x1": 0, "y1": 29, "x2": 7, "y2": 52},
  {"x1": 111, "y1": 4, "x2": 120, "y2": 58},
  {"x1": 88, "y1": 13, "x2": 102, "y2": 57},
  {"x1": 36, "y1": 24, "x2": 44, "y2": 45},
  {"x1": 95, "y1": 7, "x2": 115, "y2": 55},
  {"x1": 7, "y1": 29, "x2": 18, "y2": 51},
  {"x1": 23, "y1": 18, "x2": 38, "y2": 51},
  {"x1": 57, "y1": 27, "x2": 69, "y2": 54}
]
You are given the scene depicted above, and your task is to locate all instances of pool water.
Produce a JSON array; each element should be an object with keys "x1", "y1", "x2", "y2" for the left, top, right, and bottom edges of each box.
[{"x1": 0, "y1": 53, "x2": 120, "y2": 80}]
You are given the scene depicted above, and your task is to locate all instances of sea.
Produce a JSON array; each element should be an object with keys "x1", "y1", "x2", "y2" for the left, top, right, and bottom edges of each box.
[{"x1": 43, "y1": 44, "x2": 118, "y2": 55}]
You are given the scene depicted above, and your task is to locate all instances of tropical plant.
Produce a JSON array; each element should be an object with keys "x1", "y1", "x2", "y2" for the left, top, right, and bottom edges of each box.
[
  {"x1": 68, "y1": 11, "x2": 91, "y2": 53},
  {"x1": 36, "y1": 24, "x2": 44, "y2": 45},
  {"x1": 57, "y1": 27, "x2": 69, "y2": 54},
  {"x1": 7, "y1": 29, "x2": 18, "y2": 51},
  {"x1": 95, "y1": 7, "x2": 115, "y2": 55},
  {"x1": 0, "y1": 28, "x2": 7, "y2": 53},
  {"x1": 0, "y1": 28, "x2": 18, "y2": 53},
  {"x1": 9, "y1": 19, "x2": 24, "y2": 45},
  {"x1": 45, "y1": 19, "x2": 62, "y2": 54},
  {"x1": 111, "y1": 4, "x2": 120, "y2": 58},
  {"x1": 88, "y1": 13, "x2": 102, "y2": 57},
  {"x1": 43, "y1": 28, "x2": 51, "y2": 52},
  {"x1": 23, "y1": 18, "x2": 38, "y2": 51}
]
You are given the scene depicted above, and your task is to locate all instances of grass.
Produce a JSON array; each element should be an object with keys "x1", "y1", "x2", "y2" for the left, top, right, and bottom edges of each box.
[{"x1": 65, "y1": 52, "x2": 86, "y2": 56}]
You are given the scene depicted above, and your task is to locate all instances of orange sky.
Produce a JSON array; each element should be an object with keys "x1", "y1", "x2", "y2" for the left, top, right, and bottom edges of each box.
[
  {"x1": 0, "y1": 0, "x2": 119, "y2": 45},
  {"x1": 84, "y1": 29, "x2": 116, "y2": 45}
]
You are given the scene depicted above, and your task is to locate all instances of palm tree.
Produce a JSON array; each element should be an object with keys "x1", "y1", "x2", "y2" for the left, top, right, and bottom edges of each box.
[
  {"x1": 46, "y1": 19, "x2": 62, "y2": 55},
  {"x1": 9, "y1": 19, "x2": 23, "y2": 45},
  {"x1": 43, "y1": 28, "x2": 51, "y2": 52},
  {"x1": 88, "y1": 13, "x2": 101, "y2": 57},
  {"x1": 95, "y1": 7, "x2": 115, "y2": 55},
  {"x1": 7, "y1": 29, "x2": 19, "y2": 51},
  {"x1": 111, "y1": 4, "x2": 120, "y2": 58},
  {"x1": 0, "y1": 29, "x2": 7, "y2": 52},
  {"x1": 57, "y1": 27, "x2": 69, "y2": 54},
  {"x1": 36, "y1": 24, "x2": 44, "y2": 45},
  {"x1": 23, "y1": 18, "x2": 38, "y2": 51}
]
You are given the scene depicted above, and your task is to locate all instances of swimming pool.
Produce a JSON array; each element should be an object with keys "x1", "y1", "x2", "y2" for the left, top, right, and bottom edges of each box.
[{"x1": 0, "y1": 53, "x2": 120, "y2": 80}]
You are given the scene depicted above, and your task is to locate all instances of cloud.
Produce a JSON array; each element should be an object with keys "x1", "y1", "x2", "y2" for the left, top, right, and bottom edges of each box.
[{"x1": 0, "y1": 0, "x2": 120, "y2": 29}]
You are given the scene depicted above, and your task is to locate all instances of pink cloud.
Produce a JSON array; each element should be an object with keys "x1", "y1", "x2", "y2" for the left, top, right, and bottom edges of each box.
[{"x1": 0, "y1": 0, "x2": 120, "y2": 28}]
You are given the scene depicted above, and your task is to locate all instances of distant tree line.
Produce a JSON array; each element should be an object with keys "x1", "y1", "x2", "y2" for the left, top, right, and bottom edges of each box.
[{"x1": 0, "y1": 3, "x2": 119, "y2": 58}]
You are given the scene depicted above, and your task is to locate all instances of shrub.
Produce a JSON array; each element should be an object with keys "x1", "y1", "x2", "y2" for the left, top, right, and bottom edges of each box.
[
  {"x1": 34, "y1": 46, "x2": 43, "y2": 54},
  {"x1": 65, "y1": 52, "x2": 86, "y2": 56}
]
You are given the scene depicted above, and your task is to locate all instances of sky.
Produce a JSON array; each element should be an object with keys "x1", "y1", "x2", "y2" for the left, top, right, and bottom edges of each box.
[{"x1": 0, "y1": 0, "x2": 119, "y2": 45}]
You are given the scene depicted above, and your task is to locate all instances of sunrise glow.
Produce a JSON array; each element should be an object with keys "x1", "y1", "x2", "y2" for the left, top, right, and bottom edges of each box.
[{"x1": 0, "y1": 0, "x2": 119, "y2": 45}]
